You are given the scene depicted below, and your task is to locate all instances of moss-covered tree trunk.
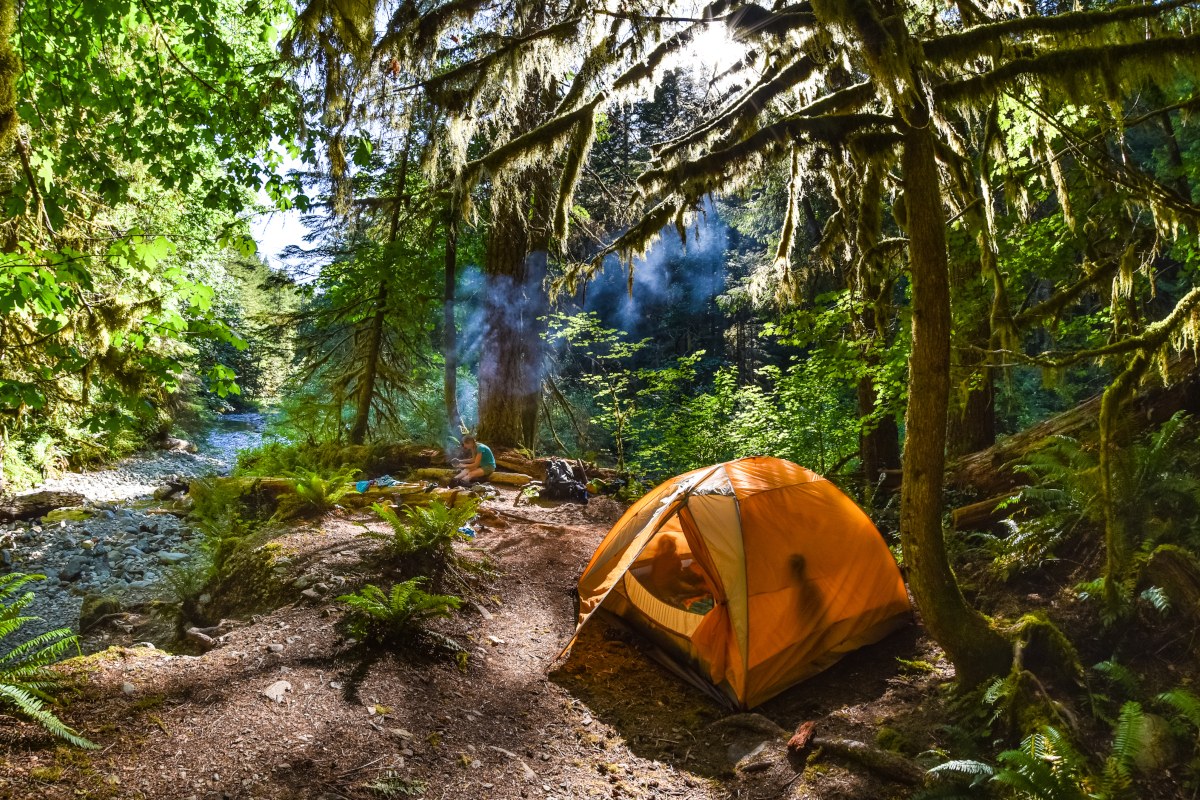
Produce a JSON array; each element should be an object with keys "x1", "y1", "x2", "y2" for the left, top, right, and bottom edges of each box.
[
  {"x1": 947, "y1": 259, "x2": 996, "y2": 458},
  {"x1": 348, "y1": 281, "x2": 387, "y2": 445},
  {"x1": 478, "y1": 199, "x2": 543, "y2": 448},
  {"x1": 900, "y1": 123, "x2": 1011, "y2": 686},
  {"x1": 444, "y1": 209, "x2": 461, "y2": 433}
]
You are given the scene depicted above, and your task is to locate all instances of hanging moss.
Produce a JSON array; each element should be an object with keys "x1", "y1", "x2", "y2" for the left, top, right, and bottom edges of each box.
[
  {"x1": 922, "y1": 0, "x2": 1196, "y2": 66},
  {"x1": 552, "y1": 104, "x2": 599, "y2": 242},
  {"x1": 0, "y1": 0, "x2": 18, "y2": 156},
  {"x1": 935, "y1": 37, "x2": 1200, "y2": 112},
  {"x1": 654, "y1": 54, "x2": 821, "y2": 168}
]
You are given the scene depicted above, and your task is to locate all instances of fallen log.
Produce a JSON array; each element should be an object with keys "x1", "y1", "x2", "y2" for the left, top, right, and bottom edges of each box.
[
  {"x1": 414, "y1": 468, "x2": 532, "y2": 486},
  {"x1": 952, "y1": 354, "x2": 1200, "y2": 498},
  {"x1": 951, "y1": 492, "x2": 1027, "y2": 531},
  {"x1": 492, "y1": 450, "x2": 619, "y2": 483},
  {"x1": 0, "y1": 490, "x2": 88, "y2": 522}
]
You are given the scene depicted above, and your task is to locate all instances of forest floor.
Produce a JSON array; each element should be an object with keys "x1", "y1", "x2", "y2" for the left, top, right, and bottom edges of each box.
[{"x1": 0, "y1": 487, "x2": 954, "y2": 800}]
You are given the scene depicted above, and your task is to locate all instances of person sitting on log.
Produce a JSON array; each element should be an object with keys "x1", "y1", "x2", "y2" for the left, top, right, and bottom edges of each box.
[{"x1": 451, "y1": 435, "x2": 495, "y2": 487}]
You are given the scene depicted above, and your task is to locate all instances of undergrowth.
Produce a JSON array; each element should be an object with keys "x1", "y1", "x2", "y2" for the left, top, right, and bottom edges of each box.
[{"x1": 0, "y1": 574, "x2": 94, "y2": 748}]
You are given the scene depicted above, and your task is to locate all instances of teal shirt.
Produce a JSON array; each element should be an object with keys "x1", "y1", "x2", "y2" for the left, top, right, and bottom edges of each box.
[{"x1": 476, "y1": 443, "x2": 496, "y2": 469}]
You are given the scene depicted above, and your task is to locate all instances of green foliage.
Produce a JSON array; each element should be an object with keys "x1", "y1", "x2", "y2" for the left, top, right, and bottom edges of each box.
[
  {"x1": 278, "y1": 465, "x2": 359, "y2": 518},
  {"x1": 363, "y1": 498, "x2": 478, "y2": 558},
  {"x1": 364, "y1": 772, "x2": 428, "y2": 795},
  {"x1": 336, "y1": 579, "x2": 461, "y2": 642},
  {"x1": 1094, "y1": 659, "x2": 1142, "y2": 701},
  {"x1": 991, "y1": 414, "x2": 1200, "y2": 585},
  {"x1": 0, "y1": 574, "x2": 93, "y2": 748},
  {"x1": 547, "y1": 312, "x2": 862, "y2": 480},
  {"x1": 929, "y1": 701, "x2": 1151, "y2": 800}
]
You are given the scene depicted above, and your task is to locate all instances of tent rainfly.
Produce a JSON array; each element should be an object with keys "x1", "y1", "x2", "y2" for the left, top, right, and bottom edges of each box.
[{"x1": 563, "y1": 457, "x2": 911, "y2": 710}]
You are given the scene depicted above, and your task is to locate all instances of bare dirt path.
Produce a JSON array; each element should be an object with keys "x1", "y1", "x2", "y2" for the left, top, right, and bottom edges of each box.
[{"x1": 0, "y1": 489, "x2": 943, "y2": 800}]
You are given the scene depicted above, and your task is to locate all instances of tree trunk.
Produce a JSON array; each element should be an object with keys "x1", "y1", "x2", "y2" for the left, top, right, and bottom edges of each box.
[
  {"x1": 444, "y1": 208, "x2": 461, "y2": 433},
  {"x1": 857, "y1": 298, "x2": 901, "y2": 486},
  {"x1": 858, "y1": 375, "x2": 902, "y2": 485},
  {"x1": 478, "y1": 201, "x2": 540, "y2": 449},
  {"x1": 947, "y1": 259, "x2": 996, "y2": 458},
  {"x1": 900, "y1": 123, "x2": 1010, "y2": 687},
  {"x1": 348, "y1": 282, "x2": 387, "y2": 445}
]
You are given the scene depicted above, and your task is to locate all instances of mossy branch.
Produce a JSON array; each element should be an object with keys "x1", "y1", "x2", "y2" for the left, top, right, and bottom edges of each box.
[
  {"x1": 637, "y1": 110, "x2": 893, "y2": 200},
  {"x1": 934, "y1": 37, "x2": 1200, "y2": 109},
  {"x1": 922, "y1": 0, "x2": 1199, "y2": 65}
]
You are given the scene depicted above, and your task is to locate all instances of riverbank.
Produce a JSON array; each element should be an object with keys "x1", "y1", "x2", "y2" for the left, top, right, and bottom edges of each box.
[{"x1": 0, "y1": 413, "x2": 271, "y2": 652}]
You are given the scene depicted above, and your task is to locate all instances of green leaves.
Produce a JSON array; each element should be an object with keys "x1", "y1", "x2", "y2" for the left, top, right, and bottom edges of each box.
[
  {"x1": 336, "y1": 578, "x2": 462, "y2": 641},
  {"x1": 0, "y1": 574, "x2": 93, "y2": 749}
]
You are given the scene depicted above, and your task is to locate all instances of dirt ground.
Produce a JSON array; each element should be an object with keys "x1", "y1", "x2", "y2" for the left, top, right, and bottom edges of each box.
[{"x1": 0, "y1": 488, "x2": 950, "y2": 800}]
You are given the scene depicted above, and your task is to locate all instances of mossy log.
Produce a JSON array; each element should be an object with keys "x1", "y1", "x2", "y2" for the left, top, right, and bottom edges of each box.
[
  {"x1": 951, "y1": 492, "x2": 1026, "y2": 531},
  {"x1": 811, "y1": 737, "x2": 926, "y2": 785},
  {"x1": 414, "y1": 467, "x2": 533, "y2": 486},
  {"x1": 492, "y1": 450, "x2": 618, "y2": 483},
  {"x1": 1141, "y1": 545, "x2": 1200, "y2": 620},
  {"x1": 0, "y1": 490, "x2": 88, "y2": 522},
  {"x1": 952, "y1": 354, "x2": 1200, "y2": 497}
]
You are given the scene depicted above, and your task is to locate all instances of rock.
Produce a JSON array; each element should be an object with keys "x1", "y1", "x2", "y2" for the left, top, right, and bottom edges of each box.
[
  {"x1": 267, "y1": 643, "x2": 284, "y2": 653},
  {"x1": 121, "y1": 681, "x2": 136, "y2": 695},
  {"x1": 43, "y1": 507, "x2": 92, "y2": 523},
  {"x1": 1134, "y1": 713, "x2": 1177, "y2": 773},
  {"x1": 152, "y1": 485, "x2": 176, "y2": 501},
  {"x1": 186, "y1": 628, "x2": 216, "y2": 651},
  {"x1": 300, "y1": 588, "x2": 321, "y2": 601},
  {"x1": 294, "y1": 575, "x2": 311, "y2": 589},
  {"x1": 60, "y1": 557, "x2": 86, "y2": 582},
  {"x1": 79, "y1": 597, "x2": 121, "y2": 633},
  {"x1": 261, "y1": 680, "x2": 291, "y2": 703},
  {"x1": 0, "y1": 490, "x2": 87, "y2": 523},
  {"x1": 157, "y1": 552, "x2": 188, "y2": 564}
]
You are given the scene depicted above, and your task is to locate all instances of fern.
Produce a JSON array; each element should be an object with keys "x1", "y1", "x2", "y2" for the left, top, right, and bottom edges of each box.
[
  {"x1": 364, "y1": 772, "x2": 428, "y2": 795},
  {"x1": 0, "y1": 574, "x2": 94, "y2": 748},
  {"x1": 363, "y1": 498, "x2": 477, "y2": 557},
  {"x1": 1139, "y1": 586, "x2": 1171, "y2": 614},
  {"x1": 1094, "y1": 659, "x2": 1142, "y2": 699},
  {"x1": 1157, "y1": 688, "x2": 1200, "y2": 729},
  {"x1": 1096, "y1": 701, "x2": 1145, "y2": 795},
  {"x1": 993, "y1": 729, "x2": 1090, "y2": 800},
  {"x1": 278, "y1": 465, "x2": 359, "y2": 517},
  {"x1": 336, "y1": 578, "x2": 461, "y2": 641},
  {"x1": 927, "y1": 759, "x2": 994, "y2": 786}
]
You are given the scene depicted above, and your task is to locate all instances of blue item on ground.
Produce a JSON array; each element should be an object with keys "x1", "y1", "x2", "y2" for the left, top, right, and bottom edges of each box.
[
  {"x1": 356, "y1": 481, "x2": 370, "y2": 493},
  {"x1": 377, "y1": 475, "x2": 397, "y2": 487},
  {"x1": 458, "y1": 526, "x2": 476, "y2": 539}
]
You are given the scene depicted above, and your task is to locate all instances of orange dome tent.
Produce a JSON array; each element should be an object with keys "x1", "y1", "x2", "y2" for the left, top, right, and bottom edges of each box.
[{"x1": 565, "y1": 457, "x2": 910, "y2": 709}]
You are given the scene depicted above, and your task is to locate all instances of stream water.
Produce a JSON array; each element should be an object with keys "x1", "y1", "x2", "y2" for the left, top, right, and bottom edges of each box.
[
  {"x1": 196, "y1": 411, "x2": 272, "y2": 466},
  {"x1": 0, "y1": 411, "x2": 277, "y2": 653}
]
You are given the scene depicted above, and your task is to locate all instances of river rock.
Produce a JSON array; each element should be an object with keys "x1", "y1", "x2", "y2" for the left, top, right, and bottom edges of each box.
[
  {"x1": 158, "y1": 552, "x2": 188, "y2": 564},
  {"x1": 261, "y1": 680, "x2": 291, "y2": 702},
  {"x1": 60, "y1": 557, "x2": 86, "y2": 582}
]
